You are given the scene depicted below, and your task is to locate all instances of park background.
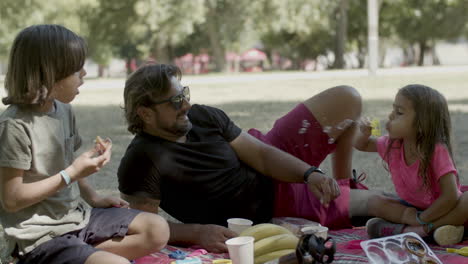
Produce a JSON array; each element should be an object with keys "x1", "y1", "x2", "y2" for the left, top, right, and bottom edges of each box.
[
  {"x1": 2, "y1": 0, "x2": 468, "y2": 262},
  {"x1": 2, "y1": 0, "x2": 468, "y2": 75}
]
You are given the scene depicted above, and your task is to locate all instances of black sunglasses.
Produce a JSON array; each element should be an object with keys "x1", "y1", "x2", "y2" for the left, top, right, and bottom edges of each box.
[{"x1": 151, "y1": 86, "x2": 190, "y2": 110}]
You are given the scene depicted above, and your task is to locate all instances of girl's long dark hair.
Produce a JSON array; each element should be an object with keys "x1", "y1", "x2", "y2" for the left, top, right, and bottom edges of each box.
[{"x1": 385, "y1": 84, "x2": 454, "y2": 191}]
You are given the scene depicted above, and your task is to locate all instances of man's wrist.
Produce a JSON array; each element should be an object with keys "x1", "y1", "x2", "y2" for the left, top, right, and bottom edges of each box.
[
  {"x1": 303, "y1": 166, "x2": 324, "y2": 183},
  {"x1": 169, "y1": 222, "x2": 203, "y2": 244}
]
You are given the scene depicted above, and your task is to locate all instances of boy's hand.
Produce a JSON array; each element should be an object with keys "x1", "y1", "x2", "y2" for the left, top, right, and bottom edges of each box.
[{"x1": 68, "y1": 140, "x2": 113, "y2": 180}]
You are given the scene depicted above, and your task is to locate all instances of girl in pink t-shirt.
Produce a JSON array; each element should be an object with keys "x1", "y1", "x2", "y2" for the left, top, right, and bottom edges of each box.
[{"x1": 355, "y1": 84, "x2": 468, "y2": 246}]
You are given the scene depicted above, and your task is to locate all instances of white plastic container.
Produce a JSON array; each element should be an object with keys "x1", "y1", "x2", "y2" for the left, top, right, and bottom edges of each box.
[
  {"x1": 227, "y1": 218, "x2": 253, "y2": 235},
  {"x1": 360, "y1": 232, "x2": 442, "y2": 264}
]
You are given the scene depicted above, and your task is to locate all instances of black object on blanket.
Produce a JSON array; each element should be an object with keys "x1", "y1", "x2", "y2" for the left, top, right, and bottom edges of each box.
[{"x1": 296, "y1": 234, "x2": 336, "y2": 264}]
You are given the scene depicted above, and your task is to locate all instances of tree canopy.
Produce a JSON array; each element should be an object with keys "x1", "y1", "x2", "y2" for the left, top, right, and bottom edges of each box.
[{"x1": 1, "y1": 0, "x2": 467, "y2": 72}]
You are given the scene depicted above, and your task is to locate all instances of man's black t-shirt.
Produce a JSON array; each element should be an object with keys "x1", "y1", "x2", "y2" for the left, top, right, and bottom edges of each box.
[{"x1": 118, "y1": 104, "x2": 274, "y2": 225}]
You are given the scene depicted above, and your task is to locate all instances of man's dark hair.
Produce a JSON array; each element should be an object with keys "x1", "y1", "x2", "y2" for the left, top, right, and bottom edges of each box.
[{"x1": 123, "y1": 64, "x2": 182, "y2": 134}]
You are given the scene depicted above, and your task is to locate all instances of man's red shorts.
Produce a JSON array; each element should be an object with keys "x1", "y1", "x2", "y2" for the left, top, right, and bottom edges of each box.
[{"x1": 248, "y1": 103, "x2": 358, "y2": 229}]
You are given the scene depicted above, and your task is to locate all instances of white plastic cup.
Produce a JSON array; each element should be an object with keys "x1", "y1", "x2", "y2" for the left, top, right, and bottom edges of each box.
[
  {"x1": 225, "y1": 236, "x2": 254, "y2": 264},
  {"x1": 300, "y1": 225, "x2": 329, "y2": 240},
  {"x1": 227, "y1": 218, "x2": 253, "y2": 235}
]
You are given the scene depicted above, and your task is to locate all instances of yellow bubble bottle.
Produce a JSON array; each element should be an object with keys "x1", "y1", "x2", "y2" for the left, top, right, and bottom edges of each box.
[
  {"x1": 447, "y1": 246, "x2": 468, "y2": 256},
  {"x1": 371, "y1": 118, "x2": 381, "y2": 136}
]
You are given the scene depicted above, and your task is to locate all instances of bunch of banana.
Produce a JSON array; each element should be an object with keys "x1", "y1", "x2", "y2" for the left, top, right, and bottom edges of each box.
[{"x1": 239, "y1": 223, "x2": 299, "y2": 264}]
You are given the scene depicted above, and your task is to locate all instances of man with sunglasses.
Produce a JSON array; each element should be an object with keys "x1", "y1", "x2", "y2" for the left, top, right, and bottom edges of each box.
[{"x1": 118, "y1": 64, "x2": 364, "y2": 253}]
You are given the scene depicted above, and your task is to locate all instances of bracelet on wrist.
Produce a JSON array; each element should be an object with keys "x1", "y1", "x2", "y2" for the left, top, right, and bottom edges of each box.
[
  {"x1": 416, "y1": 211, "x2": 431, "y2": 225},
  {"x1": 425, "y1": 223, "x2": 434, "y2": 233},
  {"x1": 60, "y1": 170, "x2": 72, "y2": 185},
  {"x1": 303, "y1": 166, "x2": 324, "y2": 183},
  {"x1": 416, "y1": 211, "x2": 434, "y2": 233}
]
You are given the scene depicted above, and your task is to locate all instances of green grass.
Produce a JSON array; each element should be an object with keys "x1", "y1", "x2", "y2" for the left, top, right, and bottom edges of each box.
[{"x1": 1, "y1": 68, "x2": 468, "y2": 261}]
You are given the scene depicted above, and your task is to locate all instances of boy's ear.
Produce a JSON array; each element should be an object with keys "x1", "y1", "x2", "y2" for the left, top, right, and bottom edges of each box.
[{"x1": 48, "y1": 84, "x2": 59, "y2": 98}]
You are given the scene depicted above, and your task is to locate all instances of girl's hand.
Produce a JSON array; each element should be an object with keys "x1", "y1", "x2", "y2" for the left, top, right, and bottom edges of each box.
[
  {"x1": 90, "y1": 195, "x2": 130, "y2": 208},
  {"x1": 358, "y1": 117, "x2": 372, "y2": 138},
  {"x1": 354, "y1": 117, "x2": 379, "y2": 152}
]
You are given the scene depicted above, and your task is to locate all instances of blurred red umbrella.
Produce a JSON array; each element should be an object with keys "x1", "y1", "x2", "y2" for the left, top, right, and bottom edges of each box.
[{"x1": 241, "y1": 49, "x2": 267, "y2": 61}]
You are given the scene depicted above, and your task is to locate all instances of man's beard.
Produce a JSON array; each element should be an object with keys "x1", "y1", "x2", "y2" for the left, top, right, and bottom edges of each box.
[{"x1": 172, "y1": 119, "x2": 193, "y2": 137}]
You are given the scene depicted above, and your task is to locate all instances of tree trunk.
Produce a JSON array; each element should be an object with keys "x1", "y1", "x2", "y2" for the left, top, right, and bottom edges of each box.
[
  {"x1": 432, "y1": 45, "x2": 440, "y2": 65},
  {"x1": 166, "y1": 43, "x2": 175, "y2": 64},
  {"x1": 403, "y1": 45, "x2": 416, "y2": 66},
  {"x1": 205, "y1": 2, "x2": 226, "y2": 72},
  {"x1": 98, "y1": 64, "x2": 105, "y2": 77},
  {"x1": 314, "y1": 56, "x2": 319, "y2": 71},
  {"x1": 233, "y1": 59, "x2": 240, "y2": 73},
  {"x1": 409, "y1": 45, "x2": 417, "y2": 65},
  {"x1": 378, "y1": 40, "x2": 386, "y2": 67},
  {"x1": 126, "y1": 57, "x2": 132, "y2": 76},
  {"x1": 357, "y1": 39, "x2": 366, "y2": 68},
  {"x1": 418, "y1": 41, "x2": 427, "y2": 66},
  {"x1": 206, "y1": 24, "x2": 226, "y2": 72},
  {"x1": 154, "y1": 41, "x2": 170, "y2": 64},
  {"x1": 332, "y1": 0, "x2": 349, "y2": 69},
  {"x1": 379, "y1": 48, "x2": 386, "y2": 67},
  {"x1": 270, "y1": 51, "x2": 281, "y2": 71},
  {"x1": 291, "y1": 57, "x2": 302, "y2": 70}
]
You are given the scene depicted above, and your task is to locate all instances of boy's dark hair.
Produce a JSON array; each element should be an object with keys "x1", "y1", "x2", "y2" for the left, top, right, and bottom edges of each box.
[
  {"x1": 3, "y1": 24, "x2": 87, "y2": 105},
  {"x1": 123, "y1": 64, "x2": 182, "y2": 134}
]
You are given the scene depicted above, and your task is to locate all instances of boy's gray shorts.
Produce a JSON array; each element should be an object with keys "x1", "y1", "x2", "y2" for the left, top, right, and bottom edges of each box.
[{"x1": 18, "y1": 207, "x2": 142, "y2": 264}]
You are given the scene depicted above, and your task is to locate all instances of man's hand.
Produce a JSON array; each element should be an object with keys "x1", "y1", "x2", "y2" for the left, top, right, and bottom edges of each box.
[
  {"x1": 197, "y1": 224, "x2": 237, "y2": 253},
  {"x1": 306, "y1": 172, "x2": 340, "y2": 207}
]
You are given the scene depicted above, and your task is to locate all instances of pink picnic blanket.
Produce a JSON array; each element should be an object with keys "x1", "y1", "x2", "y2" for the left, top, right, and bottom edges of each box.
[
  {"x1": 134, "y1": 245, "x2": 228, "y2": 264},
  {"x1": 135, "y1": 186, "x2": 468, "y2": 263},
  {"x1": 329, "y1": 228, "x2": 468, "y2": 263},
  {"x1": 134, "y1": 229, "x2": 468, "y2": 264}
]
